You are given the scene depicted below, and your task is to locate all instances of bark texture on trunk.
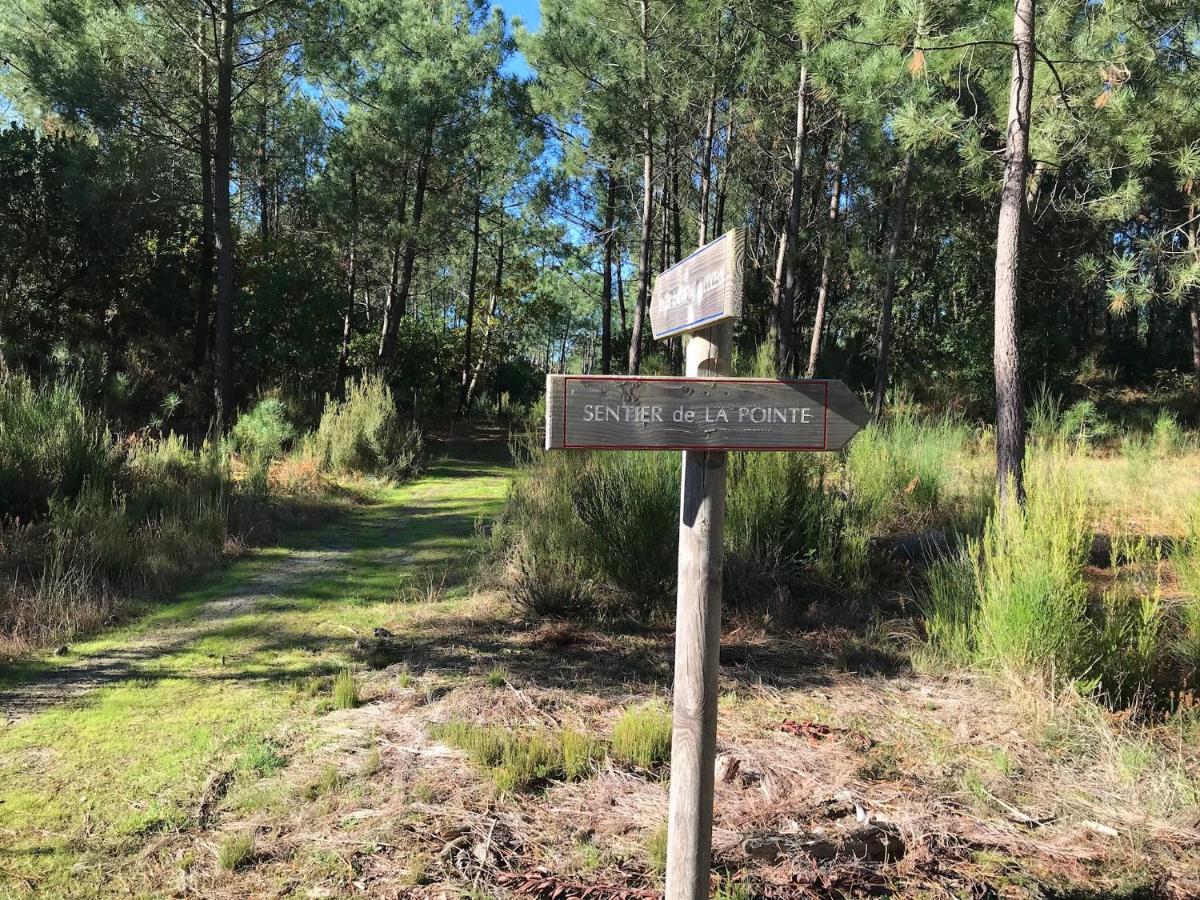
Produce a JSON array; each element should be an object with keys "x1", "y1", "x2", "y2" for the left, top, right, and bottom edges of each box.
[
  {"x1": 714, "y1": 101, "x2": 735, "y2": 237},
  {"x1": 871, "y1": 151, "x2": 913, "y2": 420},
  {"x1": 805, "y1": 114, "x2": 847, "y2": 380},
  {"x1": 601, "y1": 169, "x2": 615, "y2": 374},
  {"x1": 336, "y1": 168, "x2": 358, "y2": 397},
  {"x1": 458, "y1": 188, "x2": 482, "y2": 414},
  {"x1": 697, "y1": 79, "x2": 716, "y2": 247},
  {"x1": 628, "y1": 0, "x2": 653, "y2": 375},
  {"x1": 1190, "y1": 299, "x2": 1200, "y2": 376},
  {"x1": 379, "y1": 127, "x2": 432, "y2": 366},
  {"x1": 993, "y1": 0, "x2": 1035, "y2": 503},
  {"x1": 769, "y1": 57, "x2": 808, "y2": 377},
  {"x1": 212, "y1": 0, "x2": 236, "y2": 427},
  {"x1": 192, "y1": 15, "x2": 215, "y2": 372},
  {"x1": 258, "y1": 94, "x2": 270, "y2": 254},
  {"x1": 465, "y1": 231, "x2": 504, "y2": 411}
]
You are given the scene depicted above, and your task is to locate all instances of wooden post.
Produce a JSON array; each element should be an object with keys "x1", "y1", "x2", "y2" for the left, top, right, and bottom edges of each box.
[{"x1": 665, "y1": 320, "x2": 731, "y2": 900}]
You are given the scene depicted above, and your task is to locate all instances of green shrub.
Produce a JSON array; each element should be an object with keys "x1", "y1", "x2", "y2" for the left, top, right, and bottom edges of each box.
[
  {"x1": 498, "y1": 433, "x2": 863, "y2": 619},
  {"x1": 0, "y1": 375, "x2": 120, "y2": 520},
  {"x1": 308, "y1": 376, "x2": 423, "y2": 479},
  {"x1": 231, "y1": 397, "x2": 296, "y2": 493},
  {"x1": 429, "y1": 720, "x2": 605, "y2": 792},
  {"x1": 971, "y1": 456, "x2": 1091, "y2": 678},
  {"x1": 217, "y1": 832, "x2": 255, "y2": 872},
  {"x1": 333, "y1": 669, "x2": 359, "y2": 709},
  {"x1": 560, "y1": 729, "x2": 604, "y2": 781},
  {"x1": 1027, "y1": 385, "x2": 1113, "y2": 450},
  {"x1": 919, "y1": 552, "x2": 977, "y2": 663},
  {"x1": 123, "y1": 433, "x2": 228, "y2": 522},
  {"x1": 845, "y1": 405, "x2": 975, "y2": 531},
  {"x1": 1151, "y1": 411, "x2": 1187, "y2": 457},
  {"x1": 568, "y1": 452, "x2": 679, "y2": 607},
  {"x1": 724, "y1": 451, "x2": 831, "y2": 603},
  {"x1": 610, "y1": 702, "x2": 672, "y2": 770}
]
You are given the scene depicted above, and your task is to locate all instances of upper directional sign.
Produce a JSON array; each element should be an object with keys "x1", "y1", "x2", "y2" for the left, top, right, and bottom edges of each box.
[
  {"x1": 544, "y1": 375, "x2": 870, "y2": 451},
  {"x1": 649, "y1": 228, "x2": 746, "y2": 340}
]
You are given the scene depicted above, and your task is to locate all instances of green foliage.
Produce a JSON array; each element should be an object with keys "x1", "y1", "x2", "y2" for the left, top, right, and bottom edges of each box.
[
  {"x1": 217, "y1": 832, "x2": 255, "y2": 872},
  {"x1": 0, "y1": 375, "x2": 120, "y2": 521},
  {"x1": 308, "y1": 376, "x2": 423, "y2": 480},
  {"x1": 231, "y1": 398, "x2": 297, "y2": 493},
  {"x1": 501, "y1": 407, "x2": 987, "y2": 620},
  {"x1": 610, "y1": 702, "x2": 672, "y2": 771},
  {"x1": 971, "y1": 459, "x2": 1092, "y2": 678},
  {"x1": 332, "y1": 669, "x2": 359, "y2": 709},
  {"x1": 845, "y1": 404, "x2": 977, "y2": 530},
  {"x1": 918, "y1": 552, "x2": 977, "y2": 663},
  {"x1": 1028, "y1": 386, "x2": 1113, "y2": 449},
  {"x1": 645, "y1": 824, "x2": 668, "y2": 877},
  {"x1": 1151, "y1": 412, "x2": 1188, "y2": 457},
  {"x1": 429, "y1": 720, "x2": 605, "y2": 792}
]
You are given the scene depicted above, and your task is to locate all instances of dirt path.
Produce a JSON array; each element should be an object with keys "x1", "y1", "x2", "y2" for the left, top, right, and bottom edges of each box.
[
  {"x1": 0, "y1": 440, "x2": 509, "y2": 726},
  {"x1": 0, "y1": 548, "x2": 353, "y2": 724}
]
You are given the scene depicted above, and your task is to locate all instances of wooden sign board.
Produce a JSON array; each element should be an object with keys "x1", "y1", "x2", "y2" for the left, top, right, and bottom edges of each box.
[
  {"x1": 544, "y1": 375, "x2": 869, "y2": 452},
  {"x1": 649, "y1": 228, "x2": 746, "y2": 339}
]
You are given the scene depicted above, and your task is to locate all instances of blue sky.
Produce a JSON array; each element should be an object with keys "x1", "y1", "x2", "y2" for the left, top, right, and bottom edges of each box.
[{"x1": 497, "y1": 0, "x2": 541, "y2": 78}]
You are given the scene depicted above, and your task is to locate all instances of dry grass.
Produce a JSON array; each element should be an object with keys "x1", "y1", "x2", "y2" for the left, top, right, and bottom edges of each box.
[{"x1": 144, "y1": 595, "x2": 1200, "y2": 899}]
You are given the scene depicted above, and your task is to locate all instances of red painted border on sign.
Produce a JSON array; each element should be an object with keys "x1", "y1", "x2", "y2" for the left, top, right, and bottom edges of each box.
[{"x1": 560, "y1": 375, "x2": 833, "y2": 451}]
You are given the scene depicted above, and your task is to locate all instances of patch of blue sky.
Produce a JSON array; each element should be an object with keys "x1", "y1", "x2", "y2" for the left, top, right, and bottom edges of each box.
[{"x1": 496, "y1": 0, "x2": 541, "y2": 79}]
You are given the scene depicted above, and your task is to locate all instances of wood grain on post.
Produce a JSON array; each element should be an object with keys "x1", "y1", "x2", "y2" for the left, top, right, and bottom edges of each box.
[{"x1": 664, "y1": 321, "x2": 731, "y2": 900}]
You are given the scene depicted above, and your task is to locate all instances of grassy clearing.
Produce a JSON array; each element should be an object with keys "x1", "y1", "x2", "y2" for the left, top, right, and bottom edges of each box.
[
  {"x1": 0, "y1": 374, "x2": 426, "y2": 656},
  {"x1": 0, "y1": 450, "x2": 508, "y2": 897}
]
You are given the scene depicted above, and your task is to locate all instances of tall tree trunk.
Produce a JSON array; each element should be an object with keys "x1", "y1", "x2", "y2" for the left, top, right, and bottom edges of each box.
[
  {"x1": 559, "y1": 314, "x2": 570, "y2": 374},
  {"x1": 458, "y1": 186, "x2": 482, "y2": 415},
  {"x1": 628, "y1": 0, "x2": 653, "y2": 375},
  {"x1": 379, "y1": 126, "x2": 432, "y2": 366},
  {"x1": 870, "y1": 152, "x2": 914, "y2": 420},
  {"x1": 617, "y1": 245, "x2": 628, "y2": 338},
  {"x1": 465, "y1": 231, "x2": 504, "y2": 410},
  {"x1": 258, "y1": 92, "x2": 270, "y2": 254},
  {"x1": 383, "y1": 163, "x2": 410, "y2": 333},
  {"x1": 769, "y1": 52, "x2": 808, "y2": 377},
  {"x1": 1188, "y1": 207, "x2": 1199, "y2": 378},
  {"x1": 601, "y1": 169, "x2": 615, "y2": 374},
  {"x1": 212, "y1": 0, "x2": 236, "y2": 427},
  {"x1": 336, "y1": 168, "x2": 358, "y2": 397},
  {"x1": 671, "y1": 154, "x2": 682, "y2": 262},
  {"x1": 192, "y1": 13, "x2": 215, "y2": 372},
  {"x1": 697, "y1": 78, "x2": 717, "y2": 247},
  {"x1": 714, "y1": 100, "x2": 736, "y2": 237},
  {"x1": 805, "y1": 114, "x2": 847, "y2": 379},
  {"x1": 1190, "y1": 299, "x2": 1200, "y2": 376},
  {"x1": 993, "y1": 0, "x2": 1035, "y2": 503}
]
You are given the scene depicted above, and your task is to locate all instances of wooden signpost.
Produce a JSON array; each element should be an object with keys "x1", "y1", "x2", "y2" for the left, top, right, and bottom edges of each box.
[
  {"x1": 544, "y1": 230, "x2": 868, "y2": 900},
  {"x1": 650, "y1": 228, "x2": 746, "y2": 340}
]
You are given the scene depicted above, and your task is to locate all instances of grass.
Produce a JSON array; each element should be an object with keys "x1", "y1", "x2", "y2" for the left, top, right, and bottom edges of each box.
[
  {"x1": 645, "y1": 824, "x2": 668, "y2": 876},
  {"x1": 0, "y1": 451, "x2": 509, "y2": 896},
  {"x1": 217, "y1": 832, "x2": 256, "y2": 872},
  {"x1": 610, "y1": 701, "x2": 672, "y2": 770},
  {"x1": 333, "y1": 669, "x2": 360, "y2": 709},
  {"x1": 429, "y1": 720, "x2": 607, "y2": 792}
]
